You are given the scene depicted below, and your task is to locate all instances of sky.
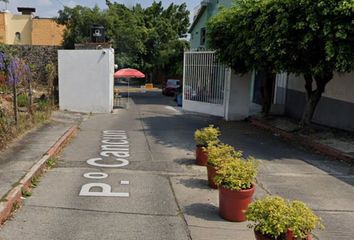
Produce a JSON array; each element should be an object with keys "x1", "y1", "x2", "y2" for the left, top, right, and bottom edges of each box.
[{"x1": 0, "y1": 0, "x2": 199, "y2": 18}]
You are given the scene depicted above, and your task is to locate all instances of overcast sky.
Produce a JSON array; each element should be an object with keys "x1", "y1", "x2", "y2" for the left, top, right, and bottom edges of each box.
[{"x1": 1, "y1": 0, "x2": 198, "y2": 18}]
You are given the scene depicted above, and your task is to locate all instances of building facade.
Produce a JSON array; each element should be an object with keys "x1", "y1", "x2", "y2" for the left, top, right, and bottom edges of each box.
[
  {"x1": 189, "y1": 0, "x2": 232, "y2": 51},
  {"x1": 0, "y1": 9, "x2": 64, "y2": 46}
]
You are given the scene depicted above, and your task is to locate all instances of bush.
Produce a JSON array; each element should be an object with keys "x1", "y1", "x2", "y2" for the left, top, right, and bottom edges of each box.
[
  {"x1": 17, "y1": 94, "x2": 28, "y2": 107},
  {"x1": 194, "y1": 125, "x2": 220, "y2": 146},
  {"x1": 206, "y1": 143, "x2": 242, "y2": 168},
  {"x1": 246, "y1": 196, "x2": 323, "y2": 239},
  {"x1": 215, "y1": 156, "x2": 258, "y2": 191},
  {"x1": 37, "y1": 98, "x2": 49, "y2": 111}
]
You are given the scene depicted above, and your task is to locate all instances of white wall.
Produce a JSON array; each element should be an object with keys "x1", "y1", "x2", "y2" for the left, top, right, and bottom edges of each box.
[
  {"x1": 225, "y1": 71, "x2": 252, "y2": 120},
  {"x1": 58, "y1": 49, "x2": 114, "y2": 113}
]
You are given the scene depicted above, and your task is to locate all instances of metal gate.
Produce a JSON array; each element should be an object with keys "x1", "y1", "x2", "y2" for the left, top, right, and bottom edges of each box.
[{"x1": 183, "y1": 51, "x2": 229, "y2": 117}]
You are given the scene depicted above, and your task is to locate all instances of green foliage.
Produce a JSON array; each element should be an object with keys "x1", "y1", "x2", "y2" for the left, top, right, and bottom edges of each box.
[
  {"x1": 215, "y1": 157, "x2": 258, "y2": 191},
  {"x1": 17, "y1": 94, "x2": 28, "y2": 107},
  {"x1": 206, "y1": 143, "x2": 242, "y2": 168},
  {"x1": 246, "y1": 196, "x2": 323, "y2": 239},
  {"x1": 194, "y1": 125, "x2": 220, "y2": 146},
  {"x1": 37, "y1": 99, "x2": 49, "y2": 112},
  {"x1": 288, "y1": 200, "x2": 324, "y2": 239},
  {"x1": 208, "y1": 0, "x2": 354, "y2": 76},
  {"x1": 46, "y1": 157, "x2": 57, "y2": 169},
  {"x1": 57, "y1": 1, "x2": 190, "y2": 78}
]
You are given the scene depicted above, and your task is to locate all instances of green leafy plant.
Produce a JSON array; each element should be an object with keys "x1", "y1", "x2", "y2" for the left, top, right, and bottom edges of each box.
[
  {"x1": 215, "y1": 156, "x2": 258, "y2": 191},
  {"x1": 206, "y1": 143, "x2": 242, "y2": 168},
  {"x1": 246, "y1": 196, "x2": 323, "y2": 239},
  {"x1": 288, "y1": 200, "x2": 324, "y2": 239},
  {"x1": 194, "y1": 125, "x2": 221, "y2": 147},
  {"x1": 17, "y1": 94, "x2": 28, "y2": 107}
]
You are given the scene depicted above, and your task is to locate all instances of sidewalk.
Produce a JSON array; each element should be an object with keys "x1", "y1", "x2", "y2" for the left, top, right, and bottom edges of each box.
[
  {"x1": 0, "y1": 111, "x2": 82, "y2": 224},
  {"x1": 172, "y1": 119, "x2": 354, "y2": 240},
  {"x1": 250, "y1": 117, "x2": 354, "y2": 164}
]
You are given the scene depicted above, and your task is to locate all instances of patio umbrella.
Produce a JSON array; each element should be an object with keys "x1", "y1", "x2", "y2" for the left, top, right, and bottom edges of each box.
[
  {"x1": 114, "y1": 68, "x2": 145, "y2": 79},
  {"x1": 113, "y1": 68, "x2": 145, "y2": 108}
]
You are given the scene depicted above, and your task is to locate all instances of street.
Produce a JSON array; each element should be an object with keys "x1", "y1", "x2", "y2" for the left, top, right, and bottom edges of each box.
[{"x1": 0, "y1": 90, "x2": 354, "y2": 240}]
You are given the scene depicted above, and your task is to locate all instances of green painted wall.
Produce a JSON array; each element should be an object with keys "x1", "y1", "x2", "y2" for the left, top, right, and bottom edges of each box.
[{"x1": 190, "y1": 0, "x2": 232, "y2": 50}]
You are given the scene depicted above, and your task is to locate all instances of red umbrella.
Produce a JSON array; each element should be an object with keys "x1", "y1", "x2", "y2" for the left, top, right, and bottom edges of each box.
[{"x1": 114, "y1": 68, "x2": 145, "y2": 78}]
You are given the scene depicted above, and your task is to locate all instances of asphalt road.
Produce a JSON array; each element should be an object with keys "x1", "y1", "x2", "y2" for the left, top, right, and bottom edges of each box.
[
  {"x1": 0, "y1": 91, "x2": 214, "y2": 240},
  {"x1": 1, "y1": 90, "x2": 353, "y2": 240}
]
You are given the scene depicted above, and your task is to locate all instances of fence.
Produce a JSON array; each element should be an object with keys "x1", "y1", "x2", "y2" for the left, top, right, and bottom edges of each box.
[{"x1": 183, "y1": 51, "x2": 229, "y2": 117}]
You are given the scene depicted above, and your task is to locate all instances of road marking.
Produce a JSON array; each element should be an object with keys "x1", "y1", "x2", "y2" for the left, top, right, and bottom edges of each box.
[
  {"x1": 83, "y1": 172, "x2": 108, "y2": 179},
  {"x1": 80, "y1": 130, "x2": 130, "y2": 198},
  {"x1": 79, "y1": 183, "x2": 129, "y2": 197}
]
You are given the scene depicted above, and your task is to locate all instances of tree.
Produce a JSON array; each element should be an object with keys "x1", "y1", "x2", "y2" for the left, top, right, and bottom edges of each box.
[
  {"x1": 57, "y1": 1, "x2": 190, "y2": 81},
  {"x1": 208, "y1": 0, "x2": 354, "y2": 127},
  {"x1": 207, "y1": 3, "x2": 276, "y2": 115}
]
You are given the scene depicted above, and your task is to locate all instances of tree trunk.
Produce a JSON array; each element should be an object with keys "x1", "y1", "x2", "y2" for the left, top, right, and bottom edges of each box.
[
  {"x1": 260, "y1": 69, "x2": 275, "y2": 117},
  {"x1": 13, "y1": 80, "x2": 18, "y2": 126},
  {"x1": 300, "y1": 72, "x2": 333, "y2": 128},
  {"x1": 28, "y1": 79, "x2": 33, "y2": 115}
]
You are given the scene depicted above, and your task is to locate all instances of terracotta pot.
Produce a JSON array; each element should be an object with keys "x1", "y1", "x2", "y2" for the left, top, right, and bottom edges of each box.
[
  {"x1": 287, "y1": 229, "x2": 312, "y2": 240},
  {"x1": 254, "y1": 230, "x2": 278, "y2": 240},
  {"x1": 219, "y1": 185, "x2": 255, "y2": 222},
  {"x1": 196, "y1": 146, "x2": 208, "y2": 166},
  {"x1": 254, "y1": 229, "x2": 312, "y2": 240},
  {"x1": 207, "y1": 164, "x2": 218, "y2": 189}
]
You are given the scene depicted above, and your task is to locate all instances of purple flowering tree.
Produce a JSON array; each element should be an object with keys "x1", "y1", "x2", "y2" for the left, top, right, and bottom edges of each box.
[{"x1": 7, "y1": 58, "x2": 21, "y2": 124}]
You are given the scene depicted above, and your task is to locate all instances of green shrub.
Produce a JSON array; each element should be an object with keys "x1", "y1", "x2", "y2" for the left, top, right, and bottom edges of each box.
[
  {"x1": 37, "y1": 99, "x2": 49, "y2": 111},
  {"x1": 288, "y1": 200, "x2": 323, "y2": 239},
  {"x1": 194, "y1": 125, "x2": 220, "y2": 146},
  {"x1": 246, "y1": 196, "x2": 323, "y2": 239},
  {"x1": 215, "y1": 156, "x2": 258, "y2": 191},
  {"x1": 206, "y1": 143, "x2": 242, "y2": 168},
  {"x1": 17, "y1": 94, "x2": 28, "y2": 107}
]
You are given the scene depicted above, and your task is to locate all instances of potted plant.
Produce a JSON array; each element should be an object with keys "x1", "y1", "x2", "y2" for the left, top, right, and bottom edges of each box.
[
  {"x1": 194, "y1": 125, "x2": 220, "y2": 166},
  {"x1": 215, "y1": 156, "x2": 258, "y2": 222},
  {"x1": 246, "y1": 196, "x2": 323, "y2": 240},
  {"x1": 206, "y1": 143, "x2": 242, "y2": 189}
]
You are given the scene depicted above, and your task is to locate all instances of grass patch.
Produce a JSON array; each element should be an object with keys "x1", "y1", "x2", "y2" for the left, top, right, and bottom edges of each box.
[
  {"x1": 21, "y1": 187, "x2": 32, "y2": 198},
  {"x1": 46, "y1": 157, "x2": 57, "y2": 169},
  {"x1": 30, "y1": 176, "x2": 40, "y2": 188}
]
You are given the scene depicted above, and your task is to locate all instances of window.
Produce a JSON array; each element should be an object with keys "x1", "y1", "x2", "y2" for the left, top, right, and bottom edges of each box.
[
  {"x1": 15, "y1": 32, "x2": 21, "y2": 41},
  {"x1": 200, "y1": 28, "x2": 206, "y2": 46}
]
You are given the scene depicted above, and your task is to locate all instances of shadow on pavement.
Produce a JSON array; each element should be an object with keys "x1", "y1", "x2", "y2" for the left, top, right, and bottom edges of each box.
[{"x1": 184, "y1": 203, "x2": 223, "y2": 222}]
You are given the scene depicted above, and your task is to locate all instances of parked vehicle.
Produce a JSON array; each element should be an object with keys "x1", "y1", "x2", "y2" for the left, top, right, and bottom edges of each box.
[{"x1": 162, "y1": 79, "x2": 180, "y2": 96}]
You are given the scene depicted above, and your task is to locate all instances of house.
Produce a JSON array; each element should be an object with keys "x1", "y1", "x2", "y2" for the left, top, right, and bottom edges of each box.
[
  {"x1": 183, "y1": 0, "x2": 260, "y2": 121},
  {"x1": 189, "y1": 0, "x2": 232, "y2": 51},
  {"x1": 0, "y1": 8, "x2": 65, "y2": 46}
]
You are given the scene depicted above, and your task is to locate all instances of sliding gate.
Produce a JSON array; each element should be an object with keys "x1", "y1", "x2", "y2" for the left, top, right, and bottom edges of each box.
[{"x1": 183, "y1": 51, "x2": 229, "y2": 117}]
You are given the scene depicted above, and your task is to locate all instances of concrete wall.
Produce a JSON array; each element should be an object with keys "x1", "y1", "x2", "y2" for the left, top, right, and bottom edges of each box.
[
  {"x1": 0, "y1": 13, "x2": 6, "y2": 43},
  {"x1": 58, "y1": 49, "x2": 114, "y2": 113},
  {"x1": 4, "y1": 13, "x2": 32, "y2": 45},
  {"x1": 32, "y1": 19, "x2": 65, "y2": 46},
  {"x1": 225, "y1": 71, "x2": 252, "y2": 120},
  {"x1": 285, "y1": 72, "x2": 354, "y2": 131}
]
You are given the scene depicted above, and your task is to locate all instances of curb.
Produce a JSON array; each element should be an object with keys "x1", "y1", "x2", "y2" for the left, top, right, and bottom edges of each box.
[
  {"x1": 0, "y1": 125, "x2": 78, "y2": 224},
  {"x1": 250, "y1": 118, "x2": 354, "y2": 164}
]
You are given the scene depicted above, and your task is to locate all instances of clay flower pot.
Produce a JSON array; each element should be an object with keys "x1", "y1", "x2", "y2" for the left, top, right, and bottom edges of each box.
[
  {"x1": 286, "y1": 230, "x2": 313, "y2": 240},
  {"x1": 254, "y1": 229, "x2": 313, "y2": 240},
  {"x1": 206, "y1": 164, "x2": 218, "y2": 189},
  {"x1": 196, "y1": 146, "x2": 208, "y2": 166},
  {"x1": 219, "y1": 185, "x2": 255, "y2": 222}
]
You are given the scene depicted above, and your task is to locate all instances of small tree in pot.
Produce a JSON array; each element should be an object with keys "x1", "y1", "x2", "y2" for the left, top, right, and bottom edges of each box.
[
  {"x1": 215, "y1": 157, "x2": 258, "y2": 222},
  {"x1": 206, "y1": 143, "x2": 242, "y2": 189},
  {"x1": 194, "y1": 125, "x2": 220, "y2": 166}
]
